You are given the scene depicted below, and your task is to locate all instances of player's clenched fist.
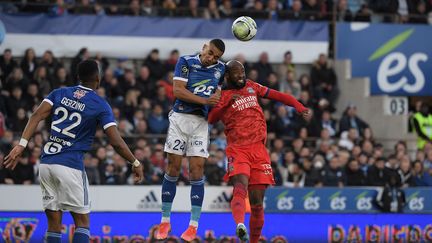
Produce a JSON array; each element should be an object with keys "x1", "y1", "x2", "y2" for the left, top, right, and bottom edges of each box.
[
  {"x1": 132, "y1": 163, "x2": 144, "y2": 184},
  {"x1": 301, "y1": 109, "x2": 312, "y2": 123}
]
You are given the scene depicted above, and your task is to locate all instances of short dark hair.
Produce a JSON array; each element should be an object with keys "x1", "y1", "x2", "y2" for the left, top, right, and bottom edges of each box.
[
  {"x1": 77, "y1": 59, "x2": 100, "y2": 83},
  {"x1": 210, "y1": 39, "x2": 225, "y2": 53}
]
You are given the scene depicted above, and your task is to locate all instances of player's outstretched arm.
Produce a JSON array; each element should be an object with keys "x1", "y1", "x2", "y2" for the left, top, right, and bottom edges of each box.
[
  {"x1": 105, "y1": 126, "x2": 144, "y2": 183},
  {"x1": 265, "y1": 89, "x2": 312, "y2": 122},
  {"x1": 173, "y1": 80, "x2": 219, "y2": 106},
  {"x1": 3, "y1": 101, "x2": 52, "y2": 170}
]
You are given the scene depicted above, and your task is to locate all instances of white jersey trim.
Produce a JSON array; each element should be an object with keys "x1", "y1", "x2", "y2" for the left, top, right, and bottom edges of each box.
[
  {"x1": 174, "y1": 77, "x2": 188, "y2": 82},
  {"x1": 78, "y1": 85, "x2": 93, "y2": 91},
  {"x1": 43, "y1": 98, "x2": 53, "y2": 106},
  {"x1": 103, "y1": 122, "x2": 117, "y2": 130}
]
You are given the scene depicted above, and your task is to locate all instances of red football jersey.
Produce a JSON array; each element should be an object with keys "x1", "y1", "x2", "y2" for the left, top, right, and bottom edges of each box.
[{"x1": 214, "y1": 80, "x2": 268, "y2": 146}]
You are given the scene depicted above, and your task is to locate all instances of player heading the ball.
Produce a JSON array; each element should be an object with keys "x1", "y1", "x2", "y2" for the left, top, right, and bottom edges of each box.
[{"x1": 156, "y1": 39, "x2": 225, "y2": 241}]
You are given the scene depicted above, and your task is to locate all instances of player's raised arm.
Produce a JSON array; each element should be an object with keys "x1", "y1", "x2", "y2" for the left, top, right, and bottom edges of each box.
[
  {"x1": 3, "y1": 100, "x2": 52, "y2": 170},
  {"x1": 262, "y1": 86, "x2": 312, "y2": 122},
  {"x1": 105, "y1": 126, "x2": 144, "y2": 183}
]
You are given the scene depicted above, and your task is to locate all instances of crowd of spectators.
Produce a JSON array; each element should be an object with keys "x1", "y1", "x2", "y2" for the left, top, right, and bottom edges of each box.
[
  {"x1": 1, "y1": 0, "x2": 432, "y2": 24},
  {"x1": 0, "y1": 46, "x2": 431, "y2": 189}
]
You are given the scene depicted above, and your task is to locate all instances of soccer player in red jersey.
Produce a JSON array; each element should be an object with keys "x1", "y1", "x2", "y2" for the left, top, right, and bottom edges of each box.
[{"x1": 208, "y1": 60, "x2": 311, "y2": 242}]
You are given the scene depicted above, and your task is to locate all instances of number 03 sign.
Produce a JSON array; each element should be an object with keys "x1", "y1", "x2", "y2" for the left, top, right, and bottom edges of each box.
[{"x1": 383, "y1": 97, "x2": 408, "y2": 115}]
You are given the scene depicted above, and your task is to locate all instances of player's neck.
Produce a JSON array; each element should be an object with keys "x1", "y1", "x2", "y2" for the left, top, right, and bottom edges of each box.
[{"x1": 80, "y1": 83, "x2": 97, "y2": 90}]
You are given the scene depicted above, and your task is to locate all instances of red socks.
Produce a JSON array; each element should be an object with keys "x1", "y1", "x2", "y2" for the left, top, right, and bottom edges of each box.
[
  {"x1": 250, "y1": 205, "x2": 264, "y2": 243},
  {"x1": 231, "y1": 183, "x2": 247, "y2": 225}
]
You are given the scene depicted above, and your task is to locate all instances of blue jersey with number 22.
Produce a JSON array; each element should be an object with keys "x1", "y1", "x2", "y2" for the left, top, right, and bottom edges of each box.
[
  {"x1": 41, "y1": 85, "x2": 116, "y2": 171},
  {"x1": 173, "y1": 54, "x2": 225, "y2": 117}
]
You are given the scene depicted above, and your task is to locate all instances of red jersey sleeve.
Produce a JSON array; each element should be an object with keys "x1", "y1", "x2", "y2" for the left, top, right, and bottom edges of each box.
[
  {"x1": 208, "y1": 91, "x2": 230, "y2": 124},
  {"x1": 249, "y1": 81, "x2": 270, "y2": 98}
]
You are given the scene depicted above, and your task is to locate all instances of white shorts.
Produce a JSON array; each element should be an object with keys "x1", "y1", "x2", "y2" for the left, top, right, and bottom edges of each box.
[
  {"x1": 164, "y1": 111, "x2": 209, "y2": 158},
  {"x1": 39, "y1": 164, "x2": 90, "y2": 214}
]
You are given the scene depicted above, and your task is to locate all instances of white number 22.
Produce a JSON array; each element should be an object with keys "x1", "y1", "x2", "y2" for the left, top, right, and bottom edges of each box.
[{"x1": 51, "y1": 107, "x2": 82, "y2": 138}]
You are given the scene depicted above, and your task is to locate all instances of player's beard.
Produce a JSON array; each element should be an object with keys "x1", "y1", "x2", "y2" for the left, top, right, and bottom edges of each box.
[{"x1": 229, "y1": 79, "x2": 246, "y2": 89}]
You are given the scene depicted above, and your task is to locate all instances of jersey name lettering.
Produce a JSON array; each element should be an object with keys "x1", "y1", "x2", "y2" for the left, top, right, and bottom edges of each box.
[{"x1": 61, "y1": 97, "x2": 85, "y2": 111}]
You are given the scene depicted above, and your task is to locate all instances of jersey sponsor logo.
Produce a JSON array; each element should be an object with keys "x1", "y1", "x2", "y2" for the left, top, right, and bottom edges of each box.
[
  {"x1": 191, "y1": 64, "x2": 201, "y2": 69},
  {"x1": 192, "y1": 79, "x2": 215, "y2": 96},
  {"x1": 49, "y1": 135, "x2": 73, "y2": 146},
  {"x1": 231, "y1": 95, "x2": 258, "y2": 111},
  {"x1": 190, "y1": 140, "x2": 203, "y2": 146},
  {"x1": 73, "y1": 89, "x2": 88, "y2": 99},
  {"x1": 214, "y1": 71, "x2": 221, "y2": 79}
]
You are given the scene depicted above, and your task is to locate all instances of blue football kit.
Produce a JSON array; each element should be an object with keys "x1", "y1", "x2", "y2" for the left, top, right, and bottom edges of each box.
[{"x1": 41, "y1": 85, "x2": 116, "y2": 171}]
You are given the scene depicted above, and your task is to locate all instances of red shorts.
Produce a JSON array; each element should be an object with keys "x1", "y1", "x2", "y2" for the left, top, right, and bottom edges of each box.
[{"x1": 224, "y1": 142, "x2": 275, "y2": 186}]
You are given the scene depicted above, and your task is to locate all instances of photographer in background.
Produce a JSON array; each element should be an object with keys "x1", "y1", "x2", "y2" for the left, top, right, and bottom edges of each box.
[{"x1": 375, "y1": 175, "x2": 406, "y2": 213}]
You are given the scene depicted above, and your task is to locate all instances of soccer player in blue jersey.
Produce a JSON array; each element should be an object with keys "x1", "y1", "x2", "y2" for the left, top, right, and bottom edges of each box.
[
  {"x1": 156, "y1": 39, "x2": 225, "y2": 241},
  {"x1": 3, "y1": 60, "x2": 144, "y2": 243}
]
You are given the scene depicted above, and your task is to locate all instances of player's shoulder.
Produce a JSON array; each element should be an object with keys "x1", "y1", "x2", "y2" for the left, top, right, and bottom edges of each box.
[
  {"x1": 46, "y1": 86, "x2": 68, "y2": 98},
  {"x1": 245, "y1": 80, "x2": 267, "y2": 92},
  {"x1": 181, "y1": 54, "x2": 198, "y2": 62},
  {"x1": 245, "y1": 79, "x2": 260, "y2": 87},
  {"x1": 216, "y1": 60, "x2": 226, "y2": 71}
]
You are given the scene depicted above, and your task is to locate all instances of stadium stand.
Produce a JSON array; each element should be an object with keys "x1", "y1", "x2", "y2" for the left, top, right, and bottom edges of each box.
[{"x1": 0, "y1": 45, "x2": 428, "y2": 187}]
